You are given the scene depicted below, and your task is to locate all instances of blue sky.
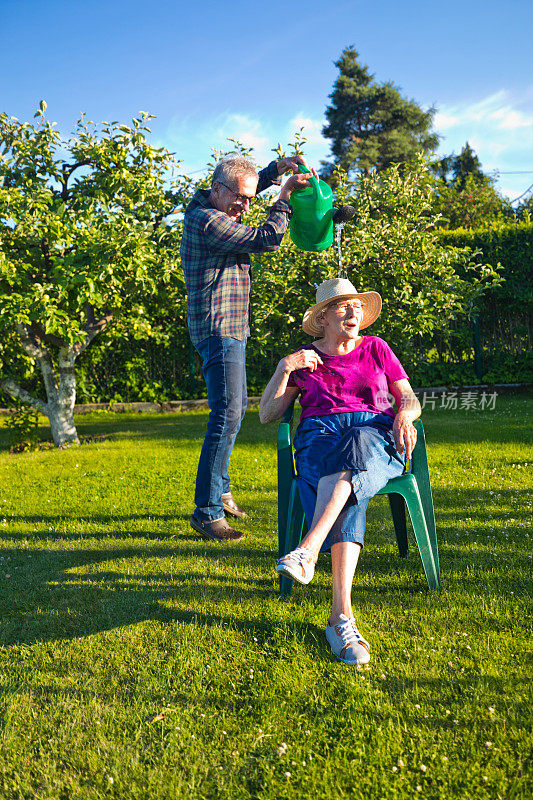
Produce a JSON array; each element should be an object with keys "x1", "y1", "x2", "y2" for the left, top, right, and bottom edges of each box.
[{"x1": 2, "y1": 0, "x2": 532, "y2": 199}]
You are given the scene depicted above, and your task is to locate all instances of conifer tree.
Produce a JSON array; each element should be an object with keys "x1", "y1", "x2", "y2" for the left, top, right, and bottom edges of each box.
[
  {"x1": 431, "y1": 142, "x2": 486, "y2": 188},
  {"x1": 322, "y1": 47, "x2": 439, "y2": 176}
]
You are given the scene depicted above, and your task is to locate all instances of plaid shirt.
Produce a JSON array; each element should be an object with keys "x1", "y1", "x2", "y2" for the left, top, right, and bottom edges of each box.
[{"x1": 181, "y1": 160, "x2": 291, "y2": 345}]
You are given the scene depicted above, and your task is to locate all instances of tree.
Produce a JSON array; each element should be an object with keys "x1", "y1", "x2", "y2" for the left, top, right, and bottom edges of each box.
[
  {"x1": 0, "y1": 104, "x2": 186, "y2": 445},
  {"x1": 513, "y1": 190, "x2": 533, "y2": 222},
  {"x1": 431, "y1": 142, "x2": 485, "y2": 188},
  {"x1": 430, "y1": 143, "x2": 511, "y2": 228},
  {"x1": 321, "y1": 47, "x2": 439, "y2": 176}
]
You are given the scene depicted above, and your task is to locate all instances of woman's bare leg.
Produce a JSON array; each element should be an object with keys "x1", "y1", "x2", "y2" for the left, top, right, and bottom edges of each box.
[
  {"x1": 329, "y1": 541, "x2": 362, "y2": 624},
  {"x1": 298, "y1": 470, "x2": 352, "y2": 560},
  {"x1": 325, "y1": 540, "x2": 370, "y2": 664}
]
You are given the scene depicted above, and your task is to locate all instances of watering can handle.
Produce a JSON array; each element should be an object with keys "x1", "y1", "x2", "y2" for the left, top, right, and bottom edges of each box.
[{"x1": 297, "y1": 163, "x2": 322, "y2": 198}]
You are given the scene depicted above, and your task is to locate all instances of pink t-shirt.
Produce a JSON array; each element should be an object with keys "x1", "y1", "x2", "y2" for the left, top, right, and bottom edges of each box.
[{"x1": 287, "y1": 336, "x2": 408, "y2": 420}]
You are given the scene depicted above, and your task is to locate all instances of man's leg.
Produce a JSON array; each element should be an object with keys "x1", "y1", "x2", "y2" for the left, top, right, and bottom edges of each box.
[
  {"x1": 219, "y1": 339, "x2": 248, "y2": 518},
  {"x1": 194, "y1": 337, "x2": 246, "y2": 522}
]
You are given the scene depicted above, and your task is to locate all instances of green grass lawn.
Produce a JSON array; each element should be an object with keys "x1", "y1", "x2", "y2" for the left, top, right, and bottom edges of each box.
[{"x1": 0, "y1": 395, "x2": 531, "y2": 799}]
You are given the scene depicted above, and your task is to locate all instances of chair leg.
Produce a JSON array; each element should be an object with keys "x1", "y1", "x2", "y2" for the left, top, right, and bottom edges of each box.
[
  {"x1": 410, "y1": 421, "x2": 440, "y2": 582},
  {"x1": 279, "y1": 573, "x2": 293, "y2": 596},
  {"x1": 279, "y1": 481, "x2": 307, "y2": 596},
  {"x1": 388, "y1": 493, "x2": 408, "y2": 557},
  {"x1": 401, "y1": 482, "x2": 441, "y2": 590}
]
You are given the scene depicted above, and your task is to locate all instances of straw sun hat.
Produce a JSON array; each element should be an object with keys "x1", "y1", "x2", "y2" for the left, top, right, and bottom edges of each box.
[{"x1": 302, "y1": 278, "x2": 382, "y2": 337}]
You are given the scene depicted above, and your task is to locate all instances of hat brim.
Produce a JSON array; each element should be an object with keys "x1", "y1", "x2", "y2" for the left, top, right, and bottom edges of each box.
[{"x1": 302, "y1": 291, "x2": 382, "y2": 336}]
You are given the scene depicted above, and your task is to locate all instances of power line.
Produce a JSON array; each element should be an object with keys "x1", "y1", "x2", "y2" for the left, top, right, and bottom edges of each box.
[{"x1": 510, "y1": 182, "x2": 533, "y2": 205}]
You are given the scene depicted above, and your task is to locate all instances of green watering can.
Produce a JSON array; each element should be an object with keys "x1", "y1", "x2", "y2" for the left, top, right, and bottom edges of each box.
[{"x1": 289, "y1": 164, "x2": 334, "y2": 252}]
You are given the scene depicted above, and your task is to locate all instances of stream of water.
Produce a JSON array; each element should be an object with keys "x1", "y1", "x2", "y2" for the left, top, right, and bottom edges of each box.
[{"x1": 335, "y1": 222, "x2": 347, "y2": 278}]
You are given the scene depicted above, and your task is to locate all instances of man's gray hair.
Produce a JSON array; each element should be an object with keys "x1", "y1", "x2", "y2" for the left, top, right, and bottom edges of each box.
[{"x1": 211, "y1": 154, "x2": 258, "y2": 190}]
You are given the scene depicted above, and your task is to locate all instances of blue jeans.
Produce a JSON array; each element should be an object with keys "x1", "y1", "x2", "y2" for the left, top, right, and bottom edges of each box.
[{"x1": 194, "y1": 336, "x2": 247, "y2": 521}]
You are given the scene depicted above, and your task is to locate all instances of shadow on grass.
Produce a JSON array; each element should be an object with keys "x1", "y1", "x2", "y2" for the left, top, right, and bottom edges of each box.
[
  {"x1": 0, "y1": 474, "x2": 530, "y2": 649},
  {"x1": 71, "y1": 407, "x2": 532, "y2": 447},
  {"x1": 3, "y1": 481, "x2": 530, "y2": 536},
  {"x1": 0, "y1": 541, "x2": 275, "y2": 645},
  {"x1": 1, "y1": 513, "x2": 199, "y2": 536}
]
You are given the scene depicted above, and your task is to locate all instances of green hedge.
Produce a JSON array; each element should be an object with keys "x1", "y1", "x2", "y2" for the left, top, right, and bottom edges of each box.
[{"x1": 438, "y1": 221, "x2": 533, "y2": 307}]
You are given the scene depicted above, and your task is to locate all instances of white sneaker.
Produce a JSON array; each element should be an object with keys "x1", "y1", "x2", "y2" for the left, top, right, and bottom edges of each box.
[
  {"x1": 276, "y1": 547, "x2": 315, "y2": 585},
  {"x1": 326, "y1": 614, "x2": 370, "y2": 665}
]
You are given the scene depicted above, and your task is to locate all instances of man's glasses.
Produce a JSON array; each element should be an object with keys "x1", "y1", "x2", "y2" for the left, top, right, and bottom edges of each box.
[{"x1": 217, "y1": 181, "x2": 255, "y2": 205}]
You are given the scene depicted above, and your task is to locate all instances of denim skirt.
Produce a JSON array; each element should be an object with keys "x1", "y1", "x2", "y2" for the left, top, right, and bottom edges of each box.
[{"x1": 293, "y1": 411, "x2": 407, "y2": 552}]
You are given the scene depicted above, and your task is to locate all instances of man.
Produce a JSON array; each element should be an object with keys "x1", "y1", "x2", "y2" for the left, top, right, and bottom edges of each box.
[{"x1": 181, "y1": 152, "x2": 314, "y2": 542}]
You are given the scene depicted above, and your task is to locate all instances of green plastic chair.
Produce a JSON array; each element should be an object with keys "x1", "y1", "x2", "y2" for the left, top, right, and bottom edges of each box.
[{"x1": 277, "y1": 403, "x2": 440, "y2": 595}]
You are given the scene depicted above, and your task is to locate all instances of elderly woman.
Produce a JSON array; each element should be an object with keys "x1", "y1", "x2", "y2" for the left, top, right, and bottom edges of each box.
[{"x1": 259, "y1": 278, "x2": 421, "y2": 666}]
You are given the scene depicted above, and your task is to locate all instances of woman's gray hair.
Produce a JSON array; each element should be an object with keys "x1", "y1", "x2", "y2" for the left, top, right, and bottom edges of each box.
[{"x1": 211, "y1": 154, "x2": 257, "y2": 190}]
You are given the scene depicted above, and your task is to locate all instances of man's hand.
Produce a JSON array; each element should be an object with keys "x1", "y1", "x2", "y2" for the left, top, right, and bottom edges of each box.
[
  {"x1": 277, "y1": 155, "x2": 309, "y2": 175},
  {"x1": 279, "y1": 169, "x2": 319, "y2": 203}
]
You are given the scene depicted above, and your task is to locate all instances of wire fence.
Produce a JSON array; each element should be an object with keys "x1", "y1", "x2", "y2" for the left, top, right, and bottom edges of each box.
[{"x1": 72, "y1": 309, "x2": 532, "y2": 404}]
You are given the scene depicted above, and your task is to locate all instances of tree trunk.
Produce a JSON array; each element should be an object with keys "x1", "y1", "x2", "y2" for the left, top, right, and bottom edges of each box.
[
  {"x1": 4, "y1": 316, "x2": 112, "y2": 447},
  {"x1": 45, "y1": 348, "x2": 80, "y2": 447},
  {"x1": 46, "y1": 398, "x2": 79, "y2": 447},
  {"x1": 2, "y1": 325, "x2": 80, "y2": 447}
]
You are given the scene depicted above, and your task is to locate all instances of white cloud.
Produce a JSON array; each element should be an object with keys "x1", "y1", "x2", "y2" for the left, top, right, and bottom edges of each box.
[
  {"x1": 213, "y1": 113, "x2": 269, "y2": 156},
  {"x1": 284, "y1": 114, "x2": 330, "y2": 168},
  {"x1": 288, "y1": 115, "x2": 325, "y2": 146},
  {"x1": 433, "y1": 112, "x2": 459, "y2": 130},
  {"x1": 435, "y1": 90, "x2": 533, "y2": 198},
  {"x1": 159, "y1": 110, "x2": 331, "y2": 174},
  {"x1": 491, "y1": 108, "x2": 532, "y2": 130}
]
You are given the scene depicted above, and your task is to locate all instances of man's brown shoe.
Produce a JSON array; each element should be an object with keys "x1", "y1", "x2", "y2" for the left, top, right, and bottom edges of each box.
[
  {"x1": 221, "y1": 492, "x2": 247, "y2": 519},
  {"x1": 190, "y1": 515, "x2": 245, "y2": 542}
]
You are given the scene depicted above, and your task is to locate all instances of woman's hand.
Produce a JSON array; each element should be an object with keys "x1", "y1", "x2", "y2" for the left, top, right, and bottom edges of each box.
[
  {"x1": 281, "y1": 349, "x2": 323, "y2": 374},
  {"x1": 259, "y1": 348, "x2": 322, "y2": 424},
  {"x1": 393, "y1": 411, "x2": 417, "y2": 461}
]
